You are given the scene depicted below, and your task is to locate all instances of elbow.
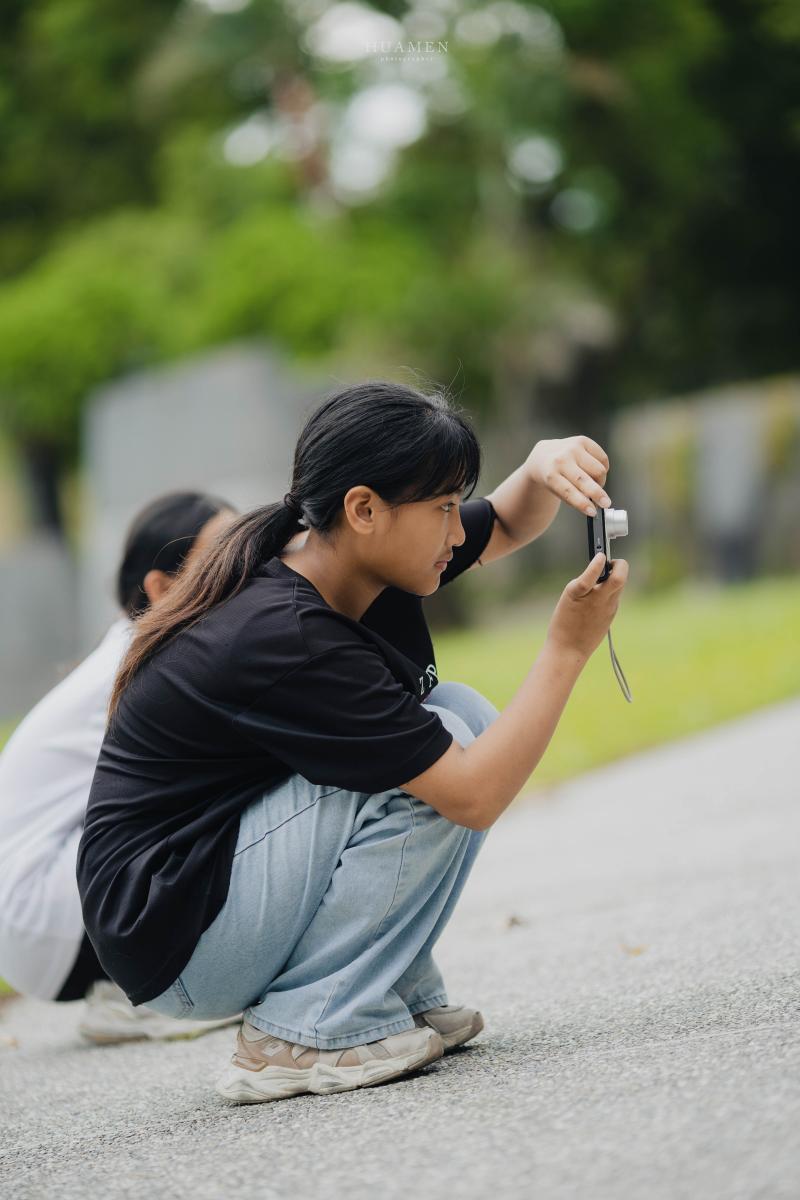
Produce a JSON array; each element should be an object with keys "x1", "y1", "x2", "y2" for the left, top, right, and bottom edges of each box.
[{"x1": 460, "y1": 804, "x2": 495, "y2": 833}]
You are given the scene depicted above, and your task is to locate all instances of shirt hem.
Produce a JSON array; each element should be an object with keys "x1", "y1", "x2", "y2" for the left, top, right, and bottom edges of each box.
[{"x1": 379, "y1": 724, "x2": 454, "y2": 793}]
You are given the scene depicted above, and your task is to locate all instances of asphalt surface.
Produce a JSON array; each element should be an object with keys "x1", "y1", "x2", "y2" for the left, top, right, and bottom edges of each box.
[{"x1": 2, "y1": 696, "x2": 799, "y2": 1200}]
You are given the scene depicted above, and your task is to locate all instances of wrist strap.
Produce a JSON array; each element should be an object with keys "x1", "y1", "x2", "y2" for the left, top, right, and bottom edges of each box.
[{"x1": 608, "y1": 629, "x2": 633, "y2": 703}]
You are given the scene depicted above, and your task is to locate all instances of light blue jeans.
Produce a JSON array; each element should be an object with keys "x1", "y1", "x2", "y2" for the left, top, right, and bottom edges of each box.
[{"x1": 145, "y1": 681, "x2": 500, "y2": 1049}]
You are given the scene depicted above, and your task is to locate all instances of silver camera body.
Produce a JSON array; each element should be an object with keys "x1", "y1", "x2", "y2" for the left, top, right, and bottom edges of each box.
[{"x1": 587, "y1": 507, "x2": 628, "y2": 582}]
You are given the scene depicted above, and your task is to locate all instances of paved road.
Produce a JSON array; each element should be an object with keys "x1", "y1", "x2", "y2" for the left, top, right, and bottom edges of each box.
[{"x1": 2, "y1": 697, "x2": 799, "y2": 1200}]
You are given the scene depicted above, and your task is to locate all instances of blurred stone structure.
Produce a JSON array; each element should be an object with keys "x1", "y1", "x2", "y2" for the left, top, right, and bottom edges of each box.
[
  {"x1": 609, "y1": 376, "x2": 800, "y2": 589},
  {"x1": 464, "y1": 374, "x2": 800, "y2": 598},
  {"x1": 0, "y1": 535, "x2": 77, "y2": 719},
  {"x1": 79, "y1": 341, "x2": 325, "y2": 653}
]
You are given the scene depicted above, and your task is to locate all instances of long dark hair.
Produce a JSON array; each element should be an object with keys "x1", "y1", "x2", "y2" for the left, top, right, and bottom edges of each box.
[
  {"x1": 108, "y1": 380, "x2": 482, "y2": 720},
  {"x1": 116, "y1": 491, "x2": 234, "y2": 618}
]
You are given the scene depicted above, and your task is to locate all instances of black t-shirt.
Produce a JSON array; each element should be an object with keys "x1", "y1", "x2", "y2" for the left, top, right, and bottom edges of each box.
[{"x1": 77, "y1": 498, "x2": 496, "y2": 1005}]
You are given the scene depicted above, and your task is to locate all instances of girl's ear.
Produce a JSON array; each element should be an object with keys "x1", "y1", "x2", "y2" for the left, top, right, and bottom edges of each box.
[{"x1": 142, "y1": 569, "x2": 173, "y2": 607}]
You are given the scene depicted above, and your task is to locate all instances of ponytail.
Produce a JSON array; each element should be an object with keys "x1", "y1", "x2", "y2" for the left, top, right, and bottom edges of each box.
[{"x1": 108, "y1": 501, "x2": 300, "y2": 721}]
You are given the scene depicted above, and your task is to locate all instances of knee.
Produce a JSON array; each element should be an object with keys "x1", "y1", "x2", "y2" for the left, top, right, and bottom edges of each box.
[
  {"x1": 423, "y1": 704, "x2": 474, "y2": 749},
  {"x1": 426, "y1": 680, "x2": 500, "y2": 738}
]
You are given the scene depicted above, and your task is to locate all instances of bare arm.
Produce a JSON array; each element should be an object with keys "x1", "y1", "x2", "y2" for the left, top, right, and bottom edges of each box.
[
  {"x1": 402, "y1": 552, "x2": 628, "y2": 830},
  {"x1": 401, "y1": 640, "x2": 586, "y2": 829}
]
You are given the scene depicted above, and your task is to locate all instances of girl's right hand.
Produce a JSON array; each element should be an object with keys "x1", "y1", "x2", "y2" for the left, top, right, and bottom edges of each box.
[{"x1": 545, "y1": 552, "x2": 629, "y2": 661}]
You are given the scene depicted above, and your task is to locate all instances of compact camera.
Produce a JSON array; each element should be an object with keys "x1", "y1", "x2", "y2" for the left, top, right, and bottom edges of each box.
[{"x1": 586, "y1": 506, "x2": 628, "y2": 582}]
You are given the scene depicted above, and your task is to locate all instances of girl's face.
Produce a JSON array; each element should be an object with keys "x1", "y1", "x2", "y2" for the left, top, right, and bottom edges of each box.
[{"x1": 372, "y1": 491, "x2": 467, "y2": 597}]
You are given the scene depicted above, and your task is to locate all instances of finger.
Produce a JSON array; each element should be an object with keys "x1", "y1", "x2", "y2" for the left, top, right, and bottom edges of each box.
[
  {"x1": 554, "y1": 468, "x2": 604, "y2": 516},
  {"x1": 576, "y1": 449, "x2": 609, "y2": 489},
  {"x1": 609, "y1": 557, "x2": 629, "y2": 588},
  {"x1": 560, "y1": 460, "x2": 612, "y2": 512},
  {"x1": 577, "y1": 436, "x2": 610, "y2": 472},
  {"x1": 596, "y1": 557, "x2": 628, "y2": 592}
]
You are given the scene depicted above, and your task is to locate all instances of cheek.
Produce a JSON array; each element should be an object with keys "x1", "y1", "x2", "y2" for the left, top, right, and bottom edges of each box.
[
  {"x1": 393, "y1": 526, "x2": 436, "y2": 573},
  {"x1": 419, "y1": 517, "x2": 442, "y2": 550},
  {"x1": 391, "y1": 510, "x2": 442, "y2": 563}
]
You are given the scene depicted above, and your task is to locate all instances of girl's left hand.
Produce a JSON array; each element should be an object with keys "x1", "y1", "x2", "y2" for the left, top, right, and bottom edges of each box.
[{"x1": 527, "y1": 436, "x2": 612, "y2": 516}]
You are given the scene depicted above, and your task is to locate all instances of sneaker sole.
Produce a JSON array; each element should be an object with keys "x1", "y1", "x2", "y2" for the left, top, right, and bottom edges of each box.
[
  {"x1": 215, "y1": 1030, "x2": 444, "y2": 1104},
  {"x1": 79, "y1": 1014, "x2": 241, "y2": 1045}
]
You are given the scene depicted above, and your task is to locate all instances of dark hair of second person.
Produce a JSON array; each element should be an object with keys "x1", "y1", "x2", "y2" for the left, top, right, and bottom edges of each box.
[{"x1": 115, "y1": 490, "x2": 236, "y2": 618}]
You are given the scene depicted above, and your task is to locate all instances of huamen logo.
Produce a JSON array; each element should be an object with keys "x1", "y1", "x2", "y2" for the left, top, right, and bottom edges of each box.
[
  {"x1": 367, "y1": 40, "x2": 448, "y2": 63},
  {"x1": 419, "y1": 663, "x2": 439, "y2": 695},
  {"x1": 365, "y1": 41, "x2": 448, "y2": 55}
]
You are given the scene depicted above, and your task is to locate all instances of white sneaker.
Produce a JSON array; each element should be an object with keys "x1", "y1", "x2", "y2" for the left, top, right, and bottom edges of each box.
[
  {"x1": 413, "y1": 1003, "x2": 485, "y2": 1051},
  {"x1": 78, "y1": 980, "x2": 241, "y2": 1044},
  {"x1": 215, "y1": 1020, "x2": 444, "y2": 1103}
]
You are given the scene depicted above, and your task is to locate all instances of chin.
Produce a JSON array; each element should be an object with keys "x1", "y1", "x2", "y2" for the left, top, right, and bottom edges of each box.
[
  {"x1": 392, "y1": 566, "x2": 441, "y2": 596},
  {"x1": 403, "y1": 582, "x2": 434, "y2": 599}
]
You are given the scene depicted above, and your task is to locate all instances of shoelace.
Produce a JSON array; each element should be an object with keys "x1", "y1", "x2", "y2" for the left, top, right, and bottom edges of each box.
[{"x1": 608, "y1": 629, "x2": 633, "y2": 702}]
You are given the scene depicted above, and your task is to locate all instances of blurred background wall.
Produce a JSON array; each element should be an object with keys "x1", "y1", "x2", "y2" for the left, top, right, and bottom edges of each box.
[{"x1": 79, "y1": 341, "x2": 323, "y2": 650}]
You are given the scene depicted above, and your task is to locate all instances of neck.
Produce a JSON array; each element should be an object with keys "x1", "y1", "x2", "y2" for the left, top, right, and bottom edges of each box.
[{"x1": 280, "y1": 532, "x2": 385, "y2": 620}]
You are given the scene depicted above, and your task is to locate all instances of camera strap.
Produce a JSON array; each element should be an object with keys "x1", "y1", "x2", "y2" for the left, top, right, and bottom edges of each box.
[{"x1": 608, "y1": 629, "x2": 633, "y2": 702}]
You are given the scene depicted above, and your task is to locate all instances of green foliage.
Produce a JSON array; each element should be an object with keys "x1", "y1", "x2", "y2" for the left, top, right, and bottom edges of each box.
[
  {"x1": 175, "y1": 209, "x2": 427, "y2": 357},
  {"x1": 0, "y1": 211, "x2": 204, "y2": 453},
  {"x1": 1, "y1": 0, "x2": 799, "y2": 490},
  {"x1": 0, "y1": 0, "x2": 181, "y2": 277},
  {"x1": 0, "y1": 199, "x2": 439, "y2": 453}
]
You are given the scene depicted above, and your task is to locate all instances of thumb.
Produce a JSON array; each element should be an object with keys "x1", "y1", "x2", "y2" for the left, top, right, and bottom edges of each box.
[{"x1": 566, "y1": 552, "x2": 607, "y2": 599}]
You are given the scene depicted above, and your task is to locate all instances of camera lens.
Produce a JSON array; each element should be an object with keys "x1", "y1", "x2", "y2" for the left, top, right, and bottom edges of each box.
[{"x1": 605, "y1": 508, "x2": 628, "y2": 539}]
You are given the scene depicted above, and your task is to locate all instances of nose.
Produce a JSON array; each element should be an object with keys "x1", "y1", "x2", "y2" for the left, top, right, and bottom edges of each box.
[{"x1": 450, "y1": 507, "x2": 467, "y2": 549}]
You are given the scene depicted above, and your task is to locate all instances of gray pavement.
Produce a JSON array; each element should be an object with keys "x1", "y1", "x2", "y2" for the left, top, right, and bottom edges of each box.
[{"x1": 2, "y1": 697, "x2": 799, "y2": 1200}]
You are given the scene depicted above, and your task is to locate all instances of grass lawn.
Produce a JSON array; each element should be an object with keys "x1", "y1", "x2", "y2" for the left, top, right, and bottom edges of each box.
[{"x1": 436, "y1": 572, "x2": 800, "y2": 793}]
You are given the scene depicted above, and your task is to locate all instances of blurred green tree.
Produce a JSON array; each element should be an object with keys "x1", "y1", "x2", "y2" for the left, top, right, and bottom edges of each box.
[
  {"x1": 0, "y1": 0, "x2": 798, "y2": 532},
  {"x1": 0, "y1": 0, "x2": 182, "y2": 279}
]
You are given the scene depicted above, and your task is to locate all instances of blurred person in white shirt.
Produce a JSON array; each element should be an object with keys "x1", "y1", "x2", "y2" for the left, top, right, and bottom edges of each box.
[{"x1": 0, "y1": 490, "x2": 237, "y2": 1042}]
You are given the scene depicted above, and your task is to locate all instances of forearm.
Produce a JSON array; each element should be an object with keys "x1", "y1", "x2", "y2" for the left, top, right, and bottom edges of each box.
[
  {"x1": 485, "y1": 460, "x2": 561, "y2": 547},
  {"x1": 460, "y1": 639, "x2": 587, "y2": 829}
]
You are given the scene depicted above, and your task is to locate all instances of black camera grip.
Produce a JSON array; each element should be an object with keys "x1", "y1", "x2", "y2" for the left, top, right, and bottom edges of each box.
[{"x1": 586, "y1": 510, "x2": 612, "y2": 581}]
